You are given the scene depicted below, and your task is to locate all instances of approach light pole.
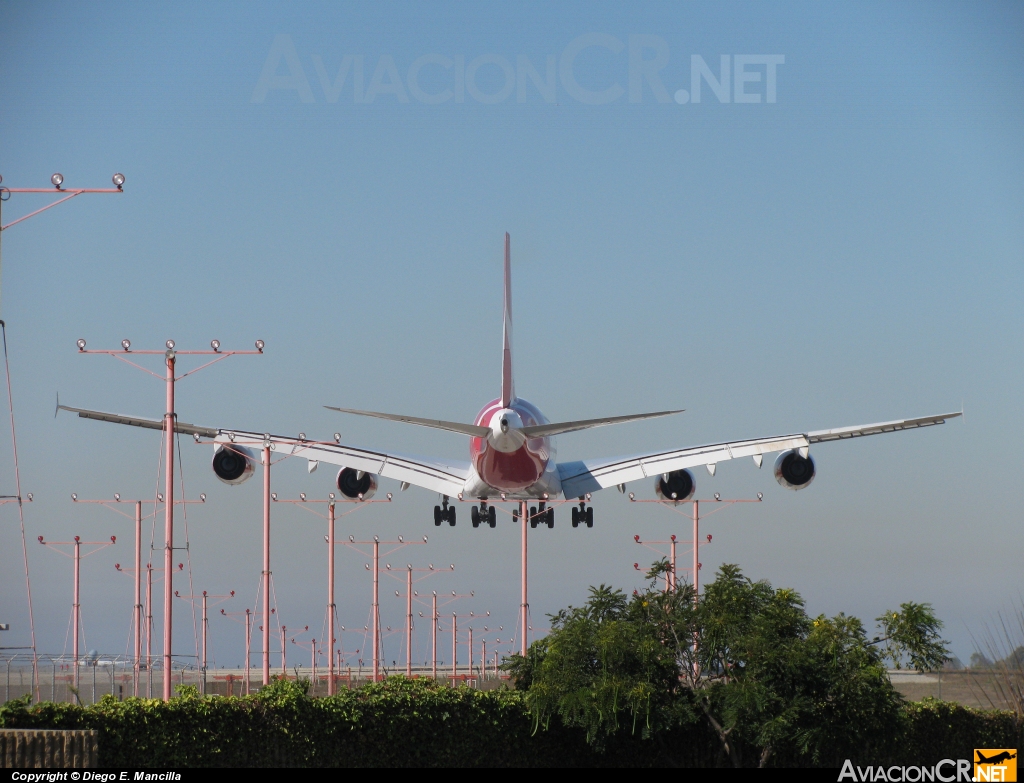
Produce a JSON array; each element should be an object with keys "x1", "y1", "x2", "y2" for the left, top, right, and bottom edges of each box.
[
  {"x1": 0, "y1": 172, "x2": 124, "y2": 699},
  {"x1": 270, "y1": 493, "x2": 394, "y2": 693},
  {"x1": 74, "y1": 494, "x2": 205, "y2": 695},
  {"x1": 70, "y1": 339, "x2": 262, "y2": 700},
  {"x1": 37, "y1": 534, "x2": 116, "y2": 691}
]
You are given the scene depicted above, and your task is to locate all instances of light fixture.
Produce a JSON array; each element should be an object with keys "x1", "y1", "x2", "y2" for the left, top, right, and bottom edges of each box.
[
  {"x1": 193, "y1": 433, "x2": 200, "y2": 442},
  {"x1": 26, "y1": 493, "x2": 32, "y2": 501},
  {"x1": 121, "y1": 339, "x2": 131, "y2": 351},
  {"x1": 114, "y1": 493, "x2": 120, "y2": 501},
  {"x1": 757, "y1": 492, "x2": 763, "y2": 500},
  {"x1": 386, "y1": 492, "x2": 393, "y2": 500},
  {"x1": 200, "y1": 493, "x2": 206, "y2": 502},
  {"x1": 112, "y1": 173, "x2": 125, "y2": 188},
  {"x1": 271, "y1": 492, "x2": 278, "y2": 501},
  {"x1": 157, "y1": 493, "x2": 163, "y2": 502},
  {"x1": 71, "y1": 493, "x2": 78, "y2": 501},
  {"x1": 51, "y1": 173, "x2": 63, "y2": 188},
  {"x1": 76, "y1": 339, "x2": 86, "y2": 350},
  {"x1": 329, "y1": 492, "x2": 335, "y2": 500},
  {"x1": 333, "y1": 433, "x2": 341, "y2": 443},
  {"x1": 298, "y1": 432, "x2": 305, "y2": 441},
  {"x1": 299, "y1": 492, "x2": 306, "y2": 501},
  {"x1": 397, "y1": 535, "x2": 404, "y2": 543},
  {"x1": 714, "y1": 493, "x2": 721, "y2": 501},
  {"x1": 165, "y1": 339, "x2": 175, "y2": 350},
  {"x1": 255, "y1": 340, "x2": 265, "y2": 352},
  {"x1": 210, "y1": 339, "x2": 220, "y2": 352},
  {"x1": 348, "y1": 535, "x2": 354, "y2": 542}
]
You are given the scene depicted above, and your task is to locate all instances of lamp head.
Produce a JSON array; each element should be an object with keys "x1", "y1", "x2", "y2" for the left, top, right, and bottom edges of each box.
[
  {"x1": 51, "y1": 173, "x2": 63, "y2": 188},
  {"x1": 121, "y1": 339, "x2": 130, "y2": 351},
  {"x1": 112, "y1": 172, "x2": 125, "y2": 189},
  {"x1": 210, "y1": 339, "x2": 220, "y2": 352}
]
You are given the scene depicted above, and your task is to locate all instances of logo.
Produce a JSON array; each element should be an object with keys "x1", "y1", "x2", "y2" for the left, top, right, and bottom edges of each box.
[{"x1": 975, "y1": 749, "x2": 1017, "y2": 782}]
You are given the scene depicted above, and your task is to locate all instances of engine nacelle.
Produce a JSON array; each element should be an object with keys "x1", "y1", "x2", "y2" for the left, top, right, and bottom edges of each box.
[
  {"x1": 655, "y1": 469, "x2": 695, "y2": 501},
  {"x1": 212, "y1": 444, "x2": 256, "y2": 486},
  {"x1": 774, "y1": 450, "x2": 816, "y2": 490},
  {"x1": 336, "y1": 467, "x2": 378, "y2": 500}
]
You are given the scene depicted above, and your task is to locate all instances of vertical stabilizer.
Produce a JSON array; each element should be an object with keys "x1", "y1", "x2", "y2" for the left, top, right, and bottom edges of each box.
[{"x1": 501, "y1": 232, "x2": 515, "y2": 407}]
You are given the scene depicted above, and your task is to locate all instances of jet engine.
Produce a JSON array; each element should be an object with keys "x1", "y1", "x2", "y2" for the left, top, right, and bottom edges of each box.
[
  {"x1": 774, "y1": 450, "x2": 816, "y2": 490},
  {"x1": 212, "y1": 444, "x2": 256, "y2": 485},
  {"x1": 655, "y1": 469, "x2": 695, "y2": 501},
  {"x1": 336, "y1": 467, "x2": 378, "y2": 500}
]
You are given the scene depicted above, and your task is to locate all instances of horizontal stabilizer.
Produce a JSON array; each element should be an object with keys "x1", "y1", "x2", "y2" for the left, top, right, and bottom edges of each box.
[
  {"x1": 325, "y1": 406, "x2": 490, "y2": 438},
  {"x1": 57, "y1": 404, "x2": 218, "y2": 438},
  {"x1": 519, "y1": 409, "x2": 684, "y2": 439}
]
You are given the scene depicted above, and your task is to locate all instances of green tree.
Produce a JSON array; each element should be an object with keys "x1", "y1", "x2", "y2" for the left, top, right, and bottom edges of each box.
[
  {"x1": 874, "y1": 602, "x2": 949, "y2": 672},
  {"x1": 508, "y1": 563, "x2": 925, "y2": 767}
]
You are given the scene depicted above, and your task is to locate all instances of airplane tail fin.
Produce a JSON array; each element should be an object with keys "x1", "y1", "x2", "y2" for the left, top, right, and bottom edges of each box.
[{"x1": 501, "y1": 232, "x2": 514, "y2": 408}]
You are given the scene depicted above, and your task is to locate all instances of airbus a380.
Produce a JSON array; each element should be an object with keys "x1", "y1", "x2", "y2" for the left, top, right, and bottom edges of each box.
[{"x1": 60, "y1": 234, "x2": 960, "y2": 529}]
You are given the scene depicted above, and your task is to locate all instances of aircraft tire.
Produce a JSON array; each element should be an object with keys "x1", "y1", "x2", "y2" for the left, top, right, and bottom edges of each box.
[
  {"x1": 571, "y1": 507, "x2": 579, "y2": 527},
  {"x1": 471, "y1": 506, "x2": 480, "y2": 527},
  {"x1": 448, "y1": 508, "x2": 456, "y2": 526},
  {"x1": 434, "y1": 506, "x2": 442, "y2": 526},
  {"x1": 488, "y1": 506, "x2": 497, "y2": 527},
  {"x1": 585, "y1": 507, "x2": 594, "y2": 528}
]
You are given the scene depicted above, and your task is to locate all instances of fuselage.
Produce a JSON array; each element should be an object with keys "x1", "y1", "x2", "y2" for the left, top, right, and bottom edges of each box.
[{"x1": 465, "y1": 397, "x2": 561, "y2": 499}]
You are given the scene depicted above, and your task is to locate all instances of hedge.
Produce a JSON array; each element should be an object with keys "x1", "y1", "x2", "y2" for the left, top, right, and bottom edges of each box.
[{"x1": 1, "y1": 678, "x2": 1020, "y2": 768}]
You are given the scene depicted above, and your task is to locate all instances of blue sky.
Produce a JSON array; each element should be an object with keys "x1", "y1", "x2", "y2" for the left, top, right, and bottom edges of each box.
[{"x1": 0, "y1": 1, "x2": 1021, "y2": 669}]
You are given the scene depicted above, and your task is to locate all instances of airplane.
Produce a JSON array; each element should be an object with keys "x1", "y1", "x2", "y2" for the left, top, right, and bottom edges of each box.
[
  {"x1": 976, "y1": 751, "x2": 1016, "y2": 765},
  {"x1": 59, "y1": 233, "x2": 960, "y2": 530}
]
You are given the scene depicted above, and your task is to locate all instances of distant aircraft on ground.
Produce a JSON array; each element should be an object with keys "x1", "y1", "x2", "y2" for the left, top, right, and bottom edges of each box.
[{"x1": 60, "y1": 234, "x2": 959, "y2": 529}]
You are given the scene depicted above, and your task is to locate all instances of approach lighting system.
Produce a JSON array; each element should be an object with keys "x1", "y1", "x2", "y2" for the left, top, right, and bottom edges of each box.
[
  {"x1": 255, "y1": 340, "x2": 265, "y2": 352},
  {"x1": 121, "y1": 339, "x2": 131, "y2": 351},
  {"x1": 76, "y1": 339, "x2": 86, "y2": 351},
  {"x1": 210, "y1": 339, "x2": 220, "y2": 352},
  {"x1": 112, "y1": 173, "x2": 125, "y2": 189},
  {"x1": 51, "y1": 173, "x2": 63, "y2": 188},
  {"x1": 165, "y1": 340, "x2": 175, "y2": 350}
]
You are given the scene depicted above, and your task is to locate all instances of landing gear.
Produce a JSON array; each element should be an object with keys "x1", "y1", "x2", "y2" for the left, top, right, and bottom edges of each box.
[
  {"x1": 471, "y1": 502, "x2": 498, "y2": 529},
  {"x1": 527, "y1": 502, "x2": 553, "y2": 528},
  {"x1": 434, "y1": 496, "x2": 456, "y2": 526},
  {"x1": 571, "y1": 498, "x2": 593, "y2": 528}
]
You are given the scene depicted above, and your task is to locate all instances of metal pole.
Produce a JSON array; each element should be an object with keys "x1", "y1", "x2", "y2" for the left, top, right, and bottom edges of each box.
[
  {"x1": 327, "y1": 503, "x2": 335, "y2": 695},
  {"x1": 262, "y1": 445, "x2": 271, "y2": 687},
  {"x1": 468, "y1": 626, "x2": 473, "y2": 683},
  {"x1": 406, "y1": 567, "x2": 412, "y2": 677},
  {"x1": 451, "y1": 613, "x2": 457, "y2": 680},
  {"x1": 162, "y1": 350, "x2": 175, "y2": 701},
  {"x1": 73, "y1": 537, "x2": 80, "y2": 692},
  {"x1": 311, "y1": 639, "x2": 316, "y2": 687},
  {"x1": 134, "y1": 502, "x2": 142, "y2": 696},
  {"x1": 431, "y1": 593, "x2": 437, "y2": 680},
  {"x1": 520, "y1": 500, "x2": 528, "y2": 656},
  {"x1": 481, "y1": 639, "x2": 486, "y2": 681},
  {"x1": 670, "y1": 534, "x2": 677, "y2": 592},
  {"x1": 201, "y1": 592, "x2": 208, "y2": 695},
  {"x1": 281, "y1": 626, "x2": 286, "y2": 674},
  {"x1": 693, "y1": 501, "x2": 699, "y2": 600},
  {"x1": 372, "y1": 539, "x2": 379, "y2": 682},
  {"x1": 244, "y1": 608, "x2": 251, "y2": 695},
  {"x1": 146, "y1": 563, "x2": 153, "y2": 698}
]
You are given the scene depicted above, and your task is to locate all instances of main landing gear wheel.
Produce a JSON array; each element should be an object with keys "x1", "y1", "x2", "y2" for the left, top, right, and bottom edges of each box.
[
  {"x1": 435, "y1": 496, "x2": 456, "y2": 526},
  {"x1": 572, "y1": 498, "x2": 594, "y2": 528},
  {"x1": 471, "y1": 506, "x2": 480, "y2": 528},
  {"x1": 488, "y1": 506, "x2": 497, "y2": 528}
]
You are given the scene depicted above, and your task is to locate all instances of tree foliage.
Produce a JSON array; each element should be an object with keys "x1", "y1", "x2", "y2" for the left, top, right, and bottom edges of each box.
[{"x1": 508, "y1": 564, "x2": 949, "y2": 767}]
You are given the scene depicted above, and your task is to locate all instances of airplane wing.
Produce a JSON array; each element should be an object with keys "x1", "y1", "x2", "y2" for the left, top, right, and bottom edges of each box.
[
  {"x1": 215, "y1": 430, "x2": 469, "y2": 497},
  {"x1": 556, "y1": 411, "x2": 961, "y2": 498},
  {"x1": 57, "y1": 404, "x2": 470, "y2": 497}
]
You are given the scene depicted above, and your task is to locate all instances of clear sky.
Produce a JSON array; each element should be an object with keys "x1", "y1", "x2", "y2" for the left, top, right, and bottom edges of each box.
[{"x1": 0, "y1": 2, "x2": 1021, "y2": 670}]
